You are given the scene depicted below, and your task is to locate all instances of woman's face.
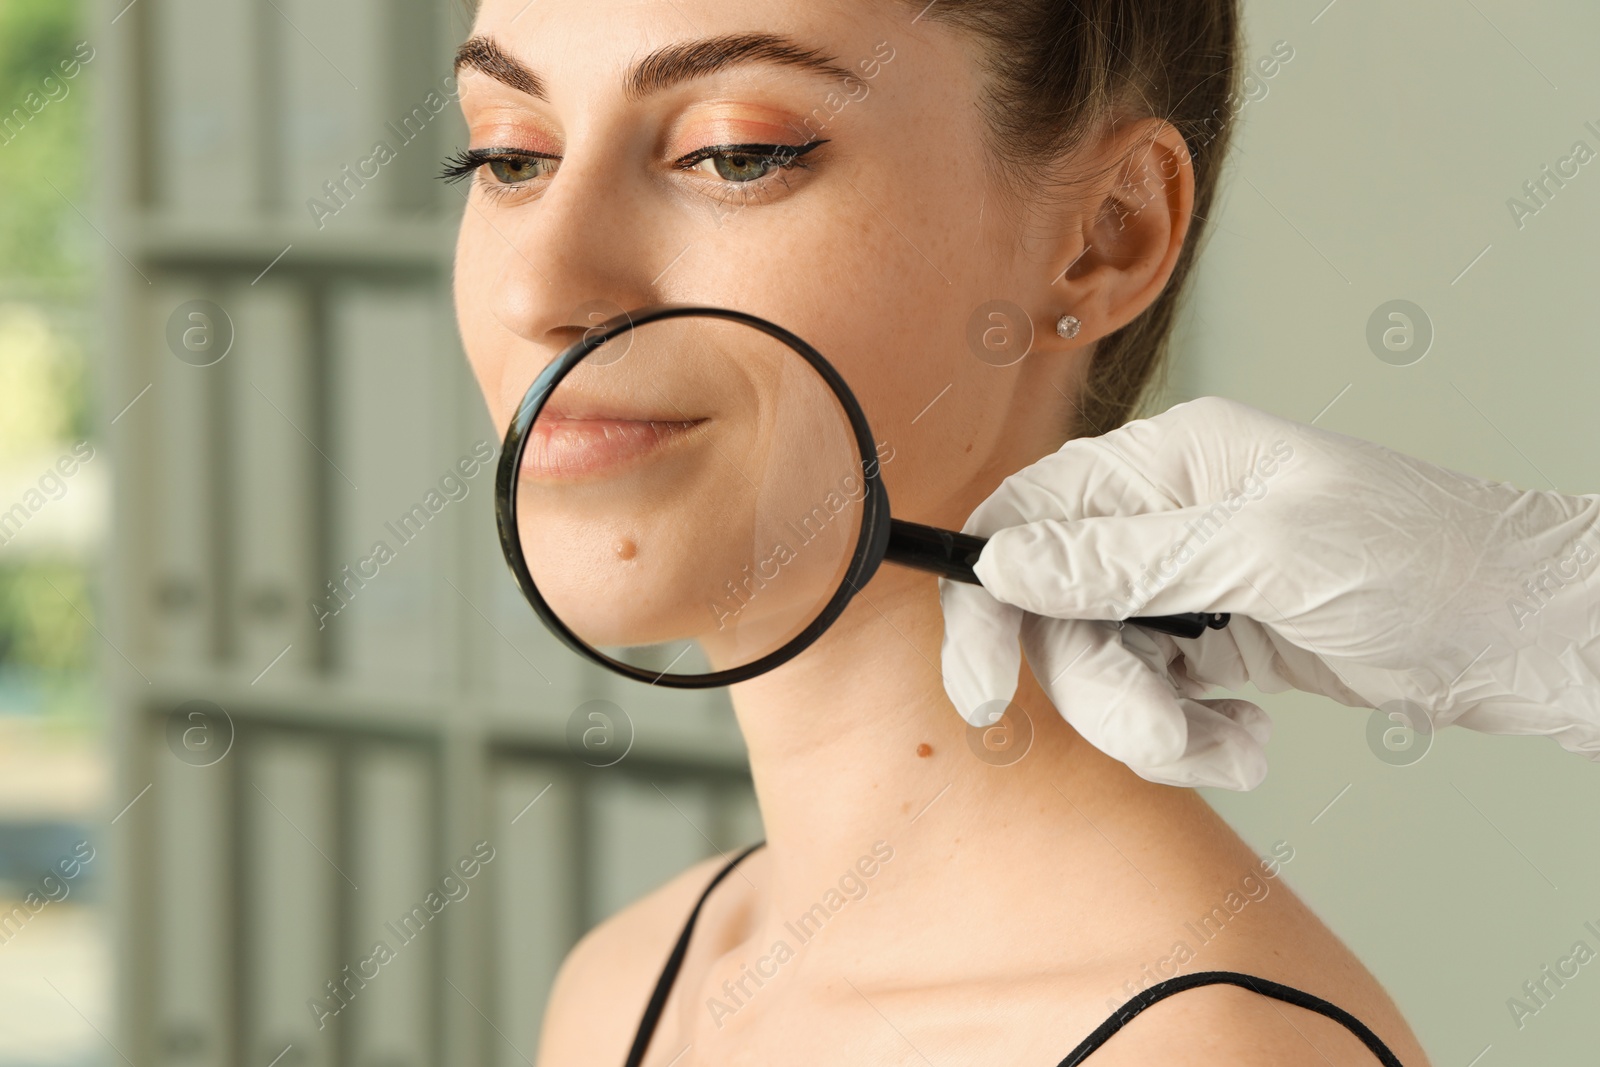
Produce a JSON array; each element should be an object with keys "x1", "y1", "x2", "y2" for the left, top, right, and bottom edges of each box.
[{"x1": 452, "y1": 0, "x2": 1106, "y2": 663}]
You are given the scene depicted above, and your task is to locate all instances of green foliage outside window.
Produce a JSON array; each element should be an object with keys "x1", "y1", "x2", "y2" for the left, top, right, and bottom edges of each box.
[{"x1": 0, "y1": 0, "x2": 96, "y2": 726}]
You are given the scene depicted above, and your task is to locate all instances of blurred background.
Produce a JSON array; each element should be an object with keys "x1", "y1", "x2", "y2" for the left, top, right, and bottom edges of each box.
[
  {"x1": 0, "y1": 0, "x2": 1595, "y2": 1063},
  {"x1": 0, "y1": 0, "x2": 108, "y2": 1063}
]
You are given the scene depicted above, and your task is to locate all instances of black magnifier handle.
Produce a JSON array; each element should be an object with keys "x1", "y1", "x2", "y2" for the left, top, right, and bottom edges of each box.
[{"x1": 885, "y1": 519, "x2": 1229, "y2": 640}]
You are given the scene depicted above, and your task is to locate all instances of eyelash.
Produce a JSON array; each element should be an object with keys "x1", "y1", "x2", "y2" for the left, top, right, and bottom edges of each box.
[
  {"x1": 438, "y1": 148, "x2": 559, "y2": 196},
  {"x1": 437, "y1": 140, "x2": 829, "y2": 205}
]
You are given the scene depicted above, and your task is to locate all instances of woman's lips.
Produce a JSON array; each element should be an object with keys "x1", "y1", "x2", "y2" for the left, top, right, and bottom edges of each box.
[{"x1": 521, "y1": 415, "x2": 706, "y2": 481}]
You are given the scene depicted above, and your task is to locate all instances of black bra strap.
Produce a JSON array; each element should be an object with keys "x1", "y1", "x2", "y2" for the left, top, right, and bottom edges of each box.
[
  {"x1": 622, "y1": 851, "x2": 1403, "y2": 1067},
  {"x1": 1056, "y1": 969, "x2": 1405, "y2": 1067},
  {"x1": 623, "y1": 841, "x2": 766, "y2": 1067}
]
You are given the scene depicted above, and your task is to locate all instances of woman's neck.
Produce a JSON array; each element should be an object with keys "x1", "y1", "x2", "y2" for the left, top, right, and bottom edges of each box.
[{"x1": 724, "y1": 564, "x2": 1234, "y2": 978}]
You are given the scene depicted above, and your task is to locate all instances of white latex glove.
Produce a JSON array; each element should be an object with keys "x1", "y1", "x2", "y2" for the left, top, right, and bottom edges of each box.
[{"x1": 940, "y1": 396, "x2": 1600, "y2": 790}]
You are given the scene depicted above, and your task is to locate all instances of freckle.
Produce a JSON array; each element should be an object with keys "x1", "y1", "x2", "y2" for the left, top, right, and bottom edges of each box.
[
  {"x1": 615, "y1": 538, "x2": 637, "y2": 560},
  {"x1": 916, "y1": 743, "x2": 933, "y2": 758},
  {"x1": 900, "y1": 800, "x2": 911, "y2": 814}
]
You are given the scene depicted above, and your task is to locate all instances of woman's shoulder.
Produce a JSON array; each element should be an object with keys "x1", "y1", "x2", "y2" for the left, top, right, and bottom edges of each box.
[
  {"x1": 533, "y1": 849, "x2": 761, "y2": 1067},
  {"x1": 1065, "y1": 978, "x2": 1409, "y2": 1066},
  {"x1": 528, "y1": 840, "x2": 1433, "y2": 1067},
  {"x1": 1072, "y1": 894, "x2": 1433, "y2": 1066}
]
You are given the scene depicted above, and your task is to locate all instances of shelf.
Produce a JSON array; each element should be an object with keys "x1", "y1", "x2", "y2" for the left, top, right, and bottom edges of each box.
[
  {"x1": 123, "y1": 214, "x2": 459, "y2": 270},
  {"x1": 133, "y1": 666, "x2": 752, "y2": 772}
]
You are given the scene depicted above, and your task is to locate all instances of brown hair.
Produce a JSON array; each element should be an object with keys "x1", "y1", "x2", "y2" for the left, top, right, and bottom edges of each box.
[{"x1": 901, "y1": 0, "x2": 1240, "y2": 435}]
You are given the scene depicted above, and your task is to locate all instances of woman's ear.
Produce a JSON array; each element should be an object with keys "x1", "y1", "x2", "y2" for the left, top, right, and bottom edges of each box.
[{"x1": 1038, "y1": 117, "x2": 1196, "y2": 350}]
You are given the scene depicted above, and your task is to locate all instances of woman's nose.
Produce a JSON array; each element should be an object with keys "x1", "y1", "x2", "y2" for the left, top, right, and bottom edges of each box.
[{"x1": 483, "y1": 155, "x2": 662, "y2": 347}]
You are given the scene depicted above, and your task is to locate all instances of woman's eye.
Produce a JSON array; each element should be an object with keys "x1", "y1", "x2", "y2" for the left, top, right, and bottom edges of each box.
[
  {"x1": 677, "y1": 141, "x2": 828, "y2": 185},
  {"x1": 436, "y1": 140, "x2": 828, "y2": 201},
  {"x1": 437, "y1": 148, "x2": 558, "y2": 191},
  {"x1": 696, "y1": 150, "x2": 782, "y2": 183},
  {"x1": 487, "y1": 156, "x2": 550, "y2": 184}
]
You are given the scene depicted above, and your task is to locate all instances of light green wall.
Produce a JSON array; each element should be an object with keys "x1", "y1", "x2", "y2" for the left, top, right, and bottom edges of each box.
[{"x1": 1178, "y1": 1, "x2": 1600, "y2": 1060}]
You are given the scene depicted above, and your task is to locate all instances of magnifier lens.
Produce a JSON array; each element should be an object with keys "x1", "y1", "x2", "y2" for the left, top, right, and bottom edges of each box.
[{"x1": 511, "y1": 313, "x2": 868, "y2": 681}]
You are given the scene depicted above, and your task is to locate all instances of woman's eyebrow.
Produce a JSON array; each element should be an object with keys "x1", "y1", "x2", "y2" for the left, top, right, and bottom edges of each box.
[{"x1": 453, "y1": 32, "x2": 858, "y2": 103}]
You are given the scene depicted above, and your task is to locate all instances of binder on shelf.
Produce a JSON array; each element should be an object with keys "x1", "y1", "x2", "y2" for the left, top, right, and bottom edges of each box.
[
  {"x1": 349, "y1": 745, "x2": 436, "y2": 1067},
  {"x1": 149, "y1": 0, "x2": 260, "y2": 216},
  {"x1": 713, "y1": 781, "x2": 764, "y2": 854},
  {"x1": 381, "y1": 0, "x2": 454, "y2": 216},
  {"x1": 145, "y1": 277, "x2": 219, "y2": 667},
  {"x1": 618, "y1": 677, "x2": 740, "y2": 750},
  {"x1": 491, "y1": 762, "x2": 578, "y2": 1064},
  {"x1": 483, "y1": 511, "x2": 594, "y2": 716},
  {"x1": 155, "y1": 747, "x2": 233, "y2": 1067},
  {"x1": 326, "y1": 282, "x2": 445, "y2": 690},
  {"x1": 243, "y1": 734, "x2": 339, "y2": 1067},
  {"x1": 226, "y1": 280, "x2": 315, "y2": 680},
  {"x1": 277, "y1": 0, "x2": 386, "y2": 227},
  {"x1": 587, "y1": 774, "x2": 717, "y2": 926}
]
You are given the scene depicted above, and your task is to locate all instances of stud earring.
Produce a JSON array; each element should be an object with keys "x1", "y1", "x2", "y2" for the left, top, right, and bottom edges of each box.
[{"x1": 1056, "y1": 314, "x2": 1082, "y2": 340}]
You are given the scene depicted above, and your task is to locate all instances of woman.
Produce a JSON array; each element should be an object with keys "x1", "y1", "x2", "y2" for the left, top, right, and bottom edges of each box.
[{"x1": 445, "y1": 0, "x2": 1436, "y2": 1060}]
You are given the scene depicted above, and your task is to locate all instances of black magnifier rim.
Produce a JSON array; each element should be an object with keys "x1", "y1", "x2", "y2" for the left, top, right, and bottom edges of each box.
[{"x1": 494, "y1": 303, "x2": 888, "y2": 689}]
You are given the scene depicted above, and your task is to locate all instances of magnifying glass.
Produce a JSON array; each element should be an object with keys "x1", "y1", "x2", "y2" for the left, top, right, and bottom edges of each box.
[{"x1": 494, "y1": 304, "x2": 1229, "y2": 689}]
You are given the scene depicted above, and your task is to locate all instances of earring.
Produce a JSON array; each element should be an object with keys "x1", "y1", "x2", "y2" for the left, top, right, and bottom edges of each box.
[{"x1": 1056, "y1": 314, "x2": 1082, "y2": 340}]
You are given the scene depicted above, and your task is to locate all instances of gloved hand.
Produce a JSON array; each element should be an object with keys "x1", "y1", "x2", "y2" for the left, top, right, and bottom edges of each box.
[{"x1": 940, "y1": 396, "x2": 1600, "y2": 790}]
